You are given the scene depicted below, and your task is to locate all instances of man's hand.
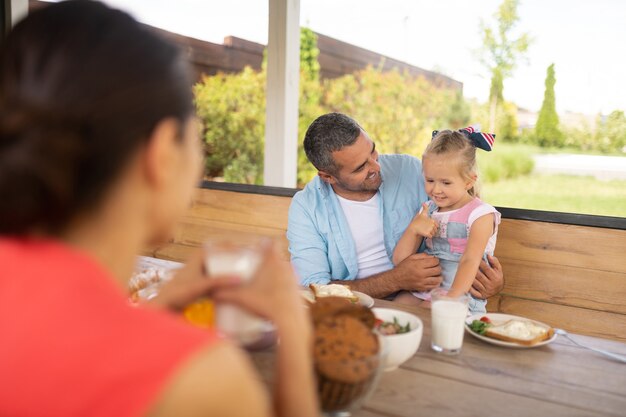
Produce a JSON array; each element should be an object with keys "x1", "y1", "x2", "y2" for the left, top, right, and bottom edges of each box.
[
  {"x1": 469, "y1": 254, "x2": 504, "y2": 299},
  {"x1": 409, "y1": 202, "x2": 438, "y2": 238},
  {"x1": 395, "y1": 253, "x2": 443, "y2": 292},
  {"x1": 341, "y1": 252, "x2": 442, "y2": 298}
]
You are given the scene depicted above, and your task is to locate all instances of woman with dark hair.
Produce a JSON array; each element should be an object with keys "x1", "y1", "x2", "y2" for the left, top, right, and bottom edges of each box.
[{"x1": 0, "y1": 2, "x2": 317, "y2": 416}]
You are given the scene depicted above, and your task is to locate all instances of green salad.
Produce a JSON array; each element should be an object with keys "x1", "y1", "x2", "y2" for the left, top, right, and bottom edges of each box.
[
  {"x1": 375, "y1": 317, "x2": 411, "y2": 335},
  {"x1": 469, "y1": 316, "x2": 493, "y2": 335}
]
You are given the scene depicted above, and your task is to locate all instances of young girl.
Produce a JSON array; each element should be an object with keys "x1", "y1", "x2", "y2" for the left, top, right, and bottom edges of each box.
[{"x1": 393, "y1": 127, "x2": 501, "y2": 313}]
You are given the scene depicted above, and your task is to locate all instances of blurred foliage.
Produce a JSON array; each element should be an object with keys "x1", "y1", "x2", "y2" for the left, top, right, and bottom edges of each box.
[
  {"x1": 470, "y1": 100, "x2": 519, "y2": 143},
  {"x1": 192, "y1": 4, "x2": 624, "y2": 212},
  {"x1": 478, "y1": 142, "x2": 534, "y2": 184},
  {"x1": 297, "y1": 28, "x2": 323, "y2": 185},
  {"x1": 537, "y1": 110, "x2": 626, "y2": 154},
  {"x1": 195, "y1": 28, "x2": 323, "y2": 185},
  {"x1": 562, "y1": 110, "x2": 626, "y2": 154},
  {"x1": 595, "y1": 111, "x2": 626, "y2": 153},
  {"x1": 194, "y1": 29, "x2": 471, "y2": 186},
  {"x1": 194, "y1": 67, "x2": 266, "y2": 184},
  {"x1": 320, "y1": 66, "x2": 466, "y2": 162}
]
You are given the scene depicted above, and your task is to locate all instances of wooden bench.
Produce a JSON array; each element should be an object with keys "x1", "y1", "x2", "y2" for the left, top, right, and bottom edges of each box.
[{"x1": 144, "y1": 182, "x2": 626, "y2": 342}]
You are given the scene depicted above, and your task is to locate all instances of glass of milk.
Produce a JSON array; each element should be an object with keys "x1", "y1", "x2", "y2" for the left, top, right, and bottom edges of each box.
[
  {"x1": 430, "y1": 288, "x2": 469, "y2": 355},
  {"x1": 204, "y1": 242, "x2": 274, "y2": 348}
]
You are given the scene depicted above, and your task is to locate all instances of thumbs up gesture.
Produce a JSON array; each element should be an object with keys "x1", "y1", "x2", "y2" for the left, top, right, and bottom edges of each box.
[{"x1": 409, "y1": 202, "x2": 438, "y2": 238}]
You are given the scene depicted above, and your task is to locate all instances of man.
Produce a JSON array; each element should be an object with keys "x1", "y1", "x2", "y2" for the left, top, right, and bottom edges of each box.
[{"x1": 287, "y1": 113, "x2": 503, "y2": 302}]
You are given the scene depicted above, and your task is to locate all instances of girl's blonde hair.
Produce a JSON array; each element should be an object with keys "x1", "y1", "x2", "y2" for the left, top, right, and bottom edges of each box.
[{"x1": 422, "y1": 130, "x2": 480, "y2": 197}]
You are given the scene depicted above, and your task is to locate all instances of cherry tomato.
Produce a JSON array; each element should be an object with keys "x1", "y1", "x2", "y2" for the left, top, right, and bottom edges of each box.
[{"x1": 480, "y1": 316, "x2": 491, "y2": 323}]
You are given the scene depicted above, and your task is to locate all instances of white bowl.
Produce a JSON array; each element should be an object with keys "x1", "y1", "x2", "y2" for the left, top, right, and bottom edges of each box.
[{"x1": 373, "y1": 307, "x2": 423, "y2": 371}]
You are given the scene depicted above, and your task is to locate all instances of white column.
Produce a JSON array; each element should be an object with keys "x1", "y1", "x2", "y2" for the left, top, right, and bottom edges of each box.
[
  {"x1": 9, "y1": 0, "x2": 28, "y2": 27},
  {"x1": 264, "y1": 0, "x2": 300, "y2": 188}
]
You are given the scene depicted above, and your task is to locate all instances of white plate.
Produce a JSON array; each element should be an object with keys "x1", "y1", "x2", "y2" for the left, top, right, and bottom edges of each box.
[
  {"x1": 300, "y1": 289, "x2": 375, "y2": 308},
  {"x1": 465, "y1": 313, "x2": 557, "y2": 348},
  {"x1": 354, "y1": 291, "x2": 375, "y2": 308}
]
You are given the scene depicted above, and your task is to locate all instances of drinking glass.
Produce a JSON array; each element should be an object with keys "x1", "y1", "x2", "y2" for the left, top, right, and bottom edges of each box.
[
  {"x1": 430, "y1": 288, "x2": 469, "y2": 355},
  {"x1": 204, "y1": 241, "x2": 273, "y2": 348}
]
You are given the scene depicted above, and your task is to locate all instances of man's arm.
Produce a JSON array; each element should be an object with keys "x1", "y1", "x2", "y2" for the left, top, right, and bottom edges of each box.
[
  {"x1": 469, "y1": 254, "x2": 504, "y2": 299},
  {"x1": 335, "y1": 253, "x2": 443, "y2": 299},
  {"x1": 288, "y1": 193, "x2": 443, "y2": 298},
  {"x1": 287, "y1": 197, "x2": 334, "y2": 285}
]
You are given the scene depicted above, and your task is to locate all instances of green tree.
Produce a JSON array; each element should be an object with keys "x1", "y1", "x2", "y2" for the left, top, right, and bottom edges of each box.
[
  {"x1": 300, "y1": 27, "x2": 320, "y2": 83},
  {"x1": 297, "y1": 28, "x2": 323, "y2": 185},
  {"x1": 478, "y1": 0, "x2": 531, "y2": 132},
  {"x1": 535, "y1": 63, "x2": 562, "y2": 147}
]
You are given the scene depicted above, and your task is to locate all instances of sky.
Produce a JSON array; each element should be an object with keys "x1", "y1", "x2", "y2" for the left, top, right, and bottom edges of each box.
[{"x1": 93, "y1": 0, "x2": 626, "y2": 116}]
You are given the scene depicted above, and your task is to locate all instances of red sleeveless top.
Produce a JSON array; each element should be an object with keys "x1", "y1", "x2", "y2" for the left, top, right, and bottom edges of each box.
[{"x1": 0, "y1": 239, "x2": 220, "y2": 417}]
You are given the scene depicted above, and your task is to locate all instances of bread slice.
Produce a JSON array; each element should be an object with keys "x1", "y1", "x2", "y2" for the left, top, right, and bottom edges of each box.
[
  {"x1": 484, "y1": 319, "x2": 554, "y2": 346},
  {"x1": 309, "y1": 284, "x2": 359, "y2": 303}
]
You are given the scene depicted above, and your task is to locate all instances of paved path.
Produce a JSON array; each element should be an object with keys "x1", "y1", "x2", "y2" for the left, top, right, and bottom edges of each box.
[{"x1": 533, "y1": 154, "x2": 626, "y2": 180}]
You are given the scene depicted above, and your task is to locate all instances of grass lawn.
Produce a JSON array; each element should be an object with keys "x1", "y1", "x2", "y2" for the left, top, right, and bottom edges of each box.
[{"x1": 482, "y1": 174, "x2": 626, "y2": 217}]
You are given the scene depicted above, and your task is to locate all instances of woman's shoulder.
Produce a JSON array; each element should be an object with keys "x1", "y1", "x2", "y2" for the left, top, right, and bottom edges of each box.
[
  {"x1": 147, "y1": 340, "x2": 271, "y2": 417},
  {"x1": 0, "y1": 238, "x2": 223, "y2": 417}
]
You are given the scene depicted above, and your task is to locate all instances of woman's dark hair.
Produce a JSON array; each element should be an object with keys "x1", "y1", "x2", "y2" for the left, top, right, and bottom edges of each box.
[{"x1": 0, "y1": 0, "x2": 194, "y2": 234}]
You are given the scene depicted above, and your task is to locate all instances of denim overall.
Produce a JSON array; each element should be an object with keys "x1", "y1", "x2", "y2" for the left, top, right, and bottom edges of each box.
[{"x1": 423, "y1": 199, "x2": 490, "y2": 314}]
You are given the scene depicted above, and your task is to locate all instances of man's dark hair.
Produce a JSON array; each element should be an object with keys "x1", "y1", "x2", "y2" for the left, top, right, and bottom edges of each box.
[
  {"x1": 303, "y1": 112, "x2": 362, "y2": 174},
  {"x1": 0, "y1": 0, "x2": 194, "y2": 234}
]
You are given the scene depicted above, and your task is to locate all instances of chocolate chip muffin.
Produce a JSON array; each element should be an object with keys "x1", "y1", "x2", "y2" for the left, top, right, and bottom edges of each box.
[{"x1": 310, "y1": 297, "x2": 381, "y2": 412}]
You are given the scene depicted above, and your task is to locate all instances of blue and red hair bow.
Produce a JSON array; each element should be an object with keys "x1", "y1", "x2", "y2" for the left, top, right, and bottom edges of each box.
[{"x1": 432, "y1": 126, "x2": 496, "y2": 152}]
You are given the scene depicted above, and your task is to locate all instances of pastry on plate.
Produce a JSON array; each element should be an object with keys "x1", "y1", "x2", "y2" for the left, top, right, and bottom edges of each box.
[{"x1": 309, "y1": 283, "x2": 359, "y2": 303}]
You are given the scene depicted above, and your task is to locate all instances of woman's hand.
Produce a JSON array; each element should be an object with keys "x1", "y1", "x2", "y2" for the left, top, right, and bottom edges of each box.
[
  {"x1": 211, "y1": 241, "x2": 307, "y2": 330},
  {"x1": 148, "y1": 249, "x2": 240, "y2": 311},
  {"x1": 469, "y1": 254, "x2": 504, "y2": 299}
]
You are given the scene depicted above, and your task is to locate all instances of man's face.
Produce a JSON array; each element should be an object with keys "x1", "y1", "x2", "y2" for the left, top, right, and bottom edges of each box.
[{"x1": 321, "y1": 131, "x2": 382, "y2": 200}]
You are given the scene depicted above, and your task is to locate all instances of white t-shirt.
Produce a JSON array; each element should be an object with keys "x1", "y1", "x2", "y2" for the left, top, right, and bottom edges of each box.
[{"x1": 337, "y1": 193, "x2": 394, "y2": 279}]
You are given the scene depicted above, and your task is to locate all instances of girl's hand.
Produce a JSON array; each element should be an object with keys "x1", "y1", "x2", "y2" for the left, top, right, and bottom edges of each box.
[{"x1": 410, "y1": 202, "x2": 438, "y2": 238}]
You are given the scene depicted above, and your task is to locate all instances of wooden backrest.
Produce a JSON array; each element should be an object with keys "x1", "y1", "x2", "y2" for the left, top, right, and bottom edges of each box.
[
  {"x1": 491, "y1": 219, "x2": 626, "y2": 341},
  {"x1": 145, "y1": 186, "x2": 626, "y2": 341},
  {"x1": 145, "y1": 188, "x2": 292, "y2": 261}
]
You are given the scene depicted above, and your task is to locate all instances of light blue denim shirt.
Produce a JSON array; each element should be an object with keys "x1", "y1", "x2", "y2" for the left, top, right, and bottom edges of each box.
[{"x1": 287, "y1": 154, "x2": 428, "y2": 285}]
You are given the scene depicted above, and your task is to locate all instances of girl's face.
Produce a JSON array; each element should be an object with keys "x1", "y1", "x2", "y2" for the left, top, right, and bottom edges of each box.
[{"x1": 422, "y1": 154, "x2": 475, "y2": 212}]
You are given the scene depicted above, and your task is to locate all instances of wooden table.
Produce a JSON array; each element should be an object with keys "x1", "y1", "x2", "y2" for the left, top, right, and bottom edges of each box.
[
  {"x1": 252, "y1": 299, "x2": 626, "y2": 417},
  {"x1": 136, "y1": 257, "x2": 626, "y2": 416}
]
